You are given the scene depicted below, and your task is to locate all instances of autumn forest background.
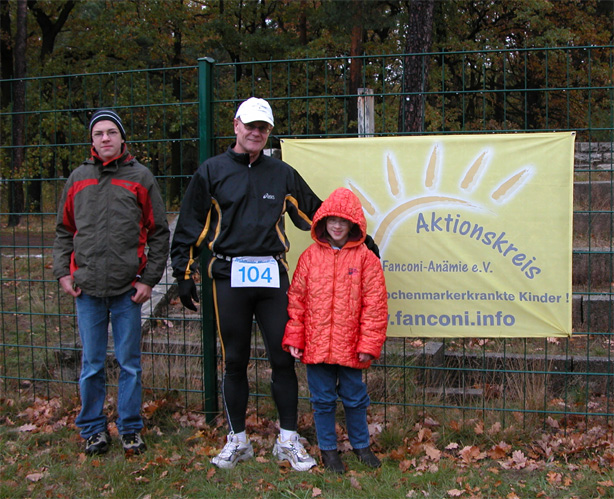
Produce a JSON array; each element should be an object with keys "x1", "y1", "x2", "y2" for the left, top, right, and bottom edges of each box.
[{"x1": 2, "y1": 1, "x2": 614, "y2": 498}]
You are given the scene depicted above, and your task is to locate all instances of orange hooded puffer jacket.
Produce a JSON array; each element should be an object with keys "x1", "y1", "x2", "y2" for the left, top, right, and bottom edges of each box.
[{"x1": 282, "y1": 187, "x2": 388, "y2": 369}]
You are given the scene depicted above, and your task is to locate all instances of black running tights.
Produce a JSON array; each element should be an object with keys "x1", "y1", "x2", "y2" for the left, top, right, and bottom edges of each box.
[{"x1": 213, "y1": 274, "x2": 298, "y2": 433}]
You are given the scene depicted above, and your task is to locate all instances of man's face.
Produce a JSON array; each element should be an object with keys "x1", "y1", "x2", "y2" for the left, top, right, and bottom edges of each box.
[
  {"x1": 233, "y1": 118, "x2": 272, "y2": 159},
  {"x1": 91, "y1": 120, "x2": 124, "y2": 162}
]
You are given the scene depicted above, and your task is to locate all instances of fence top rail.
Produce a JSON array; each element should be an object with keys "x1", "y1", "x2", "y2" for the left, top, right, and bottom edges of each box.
[
  {"x1": 2, "y1": 45, "x2": 612, "y2": 84},
  {"x1": 0, "y1": 65, "x2": 198, "y2": 84},
  {"x1": 0, "y1": 101, "x2": 198, "y2": 119},
  {"x1": 211, "y1": 44, "x2": 614, "y2": 67}
]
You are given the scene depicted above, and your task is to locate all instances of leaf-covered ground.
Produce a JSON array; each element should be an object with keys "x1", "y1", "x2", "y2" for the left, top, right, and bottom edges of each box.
[{"x1": 2, "y1": 396, "x2": 614, "y2": 498}]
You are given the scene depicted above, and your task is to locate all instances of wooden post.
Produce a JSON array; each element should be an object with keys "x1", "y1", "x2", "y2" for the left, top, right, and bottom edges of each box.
[{"x1": 358, "y1": 88, "x2": 374, "y2": 137}]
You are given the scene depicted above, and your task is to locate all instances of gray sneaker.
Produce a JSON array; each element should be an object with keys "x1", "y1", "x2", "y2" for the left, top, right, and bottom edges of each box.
[
  {"x1": 272, "y1": 433, "x2": 316, "y2": 471},
  {"x1": 210, "y1": 432, "x2": 254, "y2": 469},
  {"x1": 85, "y1": 430, "x2": 111, "y2": 455},
  {"x1": 120, "y1": 432, "x2": 146, "y2": 455}
]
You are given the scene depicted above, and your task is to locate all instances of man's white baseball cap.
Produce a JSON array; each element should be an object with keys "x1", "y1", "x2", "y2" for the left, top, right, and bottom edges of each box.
[{"x1": 235, "y1": 97, "x2": 274, "y2": 127}]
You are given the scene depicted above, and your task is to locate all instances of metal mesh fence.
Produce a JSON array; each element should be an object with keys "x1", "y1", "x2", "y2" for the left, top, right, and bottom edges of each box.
[{"x1": 1, "y1": 46, "x2": 613, "y2": 427}]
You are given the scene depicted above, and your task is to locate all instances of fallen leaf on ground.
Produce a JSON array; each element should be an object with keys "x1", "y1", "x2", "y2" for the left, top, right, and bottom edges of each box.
[
  {"x1": 26, "y1": 472, "x2": 47, "y2": 482},
  {"x1": 425, "y1": 444, "x2": 441, "y2": 461}
]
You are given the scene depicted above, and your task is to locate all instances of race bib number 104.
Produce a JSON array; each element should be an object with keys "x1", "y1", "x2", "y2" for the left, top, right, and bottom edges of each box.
[{"x1": 231, "y1": 256, "x2": 280, "y2": 288}]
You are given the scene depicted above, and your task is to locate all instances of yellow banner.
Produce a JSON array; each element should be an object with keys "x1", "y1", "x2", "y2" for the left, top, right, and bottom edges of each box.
[{"x1": 281, "y1": 133, "x2": 574, "y2": 338}]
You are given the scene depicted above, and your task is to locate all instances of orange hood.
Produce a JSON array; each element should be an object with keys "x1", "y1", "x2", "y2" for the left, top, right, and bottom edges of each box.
[{"x1": 311, "y1": 187, "x2": 366, "y2": 248}]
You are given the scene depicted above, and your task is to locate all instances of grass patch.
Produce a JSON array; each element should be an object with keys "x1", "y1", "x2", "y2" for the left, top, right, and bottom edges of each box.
[{"x1": 2, "y1": 396, "x2": 614, "y2": 499}]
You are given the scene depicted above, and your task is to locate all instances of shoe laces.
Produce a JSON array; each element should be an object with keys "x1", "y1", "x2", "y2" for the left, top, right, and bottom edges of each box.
[
  {"x1": 87, "y1": 432, "x2": 107, "y2": 445},
  {"x1": 284, "y1": 435, "x2": 309, "y2": 458},
  {"x1": 219, "y1": 436, "x2": 245, "y2": 459},
  {"x1": 123, "y1": 433, "x2": 141, "y2": 445}
]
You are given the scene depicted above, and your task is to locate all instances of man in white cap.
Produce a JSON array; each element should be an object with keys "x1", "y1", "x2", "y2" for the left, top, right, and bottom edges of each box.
[{"x1": 171, "y1": 97, "x2": 322, "y2": 471}]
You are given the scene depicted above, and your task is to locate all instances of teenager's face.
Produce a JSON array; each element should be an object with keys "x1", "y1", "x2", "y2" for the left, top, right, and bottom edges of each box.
[
  {"x1": 233, "y1": 118, "x2": 272, "y2": 161},
  {"x1": 91, "y1": 120, "x2": 123, "y2": 162},
  {"x1": 326, "y1": 216, "x2": 351, "y2": 247}
]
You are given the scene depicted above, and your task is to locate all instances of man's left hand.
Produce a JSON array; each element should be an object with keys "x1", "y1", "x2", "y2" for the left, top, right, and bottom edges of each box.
[
  {"x1": 132, "y1": 282, "x2": 152, "y2": 304},
  {"x1": 364, "y1": 234, "x2": 380, "y2": 258}
]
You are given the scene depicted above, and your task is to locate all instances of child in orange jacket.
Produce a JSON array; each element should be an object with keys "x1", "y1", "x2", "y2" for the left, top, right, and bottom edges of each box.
[{"x1": 282, "y1": 187, "x2": 388, "y2": 473}]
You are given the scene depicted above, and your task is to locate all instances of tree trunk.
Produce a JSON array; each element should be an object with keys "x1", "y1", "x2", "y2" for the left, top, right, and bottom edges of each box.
[
  {"x1": 298, "y1": 0, "x2": 308, "y2": 46},
  {"x1": 27, "y1": 0, "x2": 76, "y2": 63},
  {"x1": 0, "y1": 1, "x2": 13, "y2": 109},
  {"x1": 398, "y1": 0, "x2": 435, "y2": 133},
  {"x1": 8, "y1": 0, "x2": 27, "y2": 227},
  {"x1": 24, "y1": 1, "x2": 76, "y2": 212},
  {"x1": 169, "y1": 16, "x2": 184, "y2": 204}
]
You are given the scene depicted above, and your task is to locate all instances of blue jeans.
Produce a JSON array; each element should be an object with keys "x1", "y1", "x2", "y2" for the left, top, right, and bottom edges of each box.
[
  {"x1": 75, "y1": 290, "x2": 143, "y2": 439},
  {"x1": 306, "y1": 363, "x2": 371, "y2": 451}
]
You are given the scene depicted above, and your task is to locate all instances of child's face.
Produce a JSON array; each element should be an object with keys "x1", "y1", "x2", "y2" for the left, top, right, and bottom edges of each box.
[{"x1": 326, "y1": 217, "x2": 351, "y2": 247}]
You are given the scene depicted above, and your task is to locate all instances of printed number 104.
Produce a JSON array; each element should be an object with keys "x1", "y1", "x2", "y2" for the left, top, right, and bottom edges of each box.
[{"x1": 239, "y1": 265, "x2": 273, "y2": 284}]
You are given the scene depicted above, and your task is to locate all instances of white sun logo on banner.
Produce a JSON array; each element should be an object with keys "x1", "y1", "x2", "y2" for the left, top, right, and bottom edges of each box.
[{"x1": 347, "y1": 144, "x2": 533, "y2": 252}]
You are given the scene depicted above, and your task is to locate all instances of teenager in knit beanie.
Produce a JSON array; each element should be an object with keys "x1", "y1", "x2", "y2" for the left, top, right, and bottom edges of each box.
[{"x1": 89, "y1": 109, "x2": 126, "y2": 141}]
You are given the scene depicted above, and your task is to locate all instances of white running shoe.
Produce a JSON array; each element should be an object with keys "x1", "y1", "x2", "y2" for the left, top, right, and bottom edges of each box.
[
  {"x1": 272, "y1": 433, "x2": 317, "y2": 471},
  {"x1": 210, "y1": 432, "x2": 254, "y2": 469}
]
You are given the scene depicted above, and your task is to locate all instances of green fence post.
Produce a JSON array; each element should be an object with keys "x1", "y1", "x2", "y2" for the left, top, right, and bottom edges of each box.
[{"x1": 198, "y1": 57, "x2": 218, "y2": 423}]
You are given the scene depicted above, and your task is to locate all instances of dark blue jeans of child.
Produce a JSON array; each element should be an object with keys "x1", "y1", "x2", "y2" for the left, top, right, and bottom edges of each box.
[{"x1": 306, "y1": 363, "x2": 371, "y2": 451}]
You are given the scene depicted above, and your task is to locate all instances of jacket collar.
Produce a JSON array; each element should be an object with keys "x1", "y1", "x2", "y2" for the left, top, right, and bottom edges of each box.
[
  {"x1": 90, "y1": 143, "x2": 133, "y2": 170},
  {"x1": 227, "y1": 143, "x2": 265, "y2": 166}
]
